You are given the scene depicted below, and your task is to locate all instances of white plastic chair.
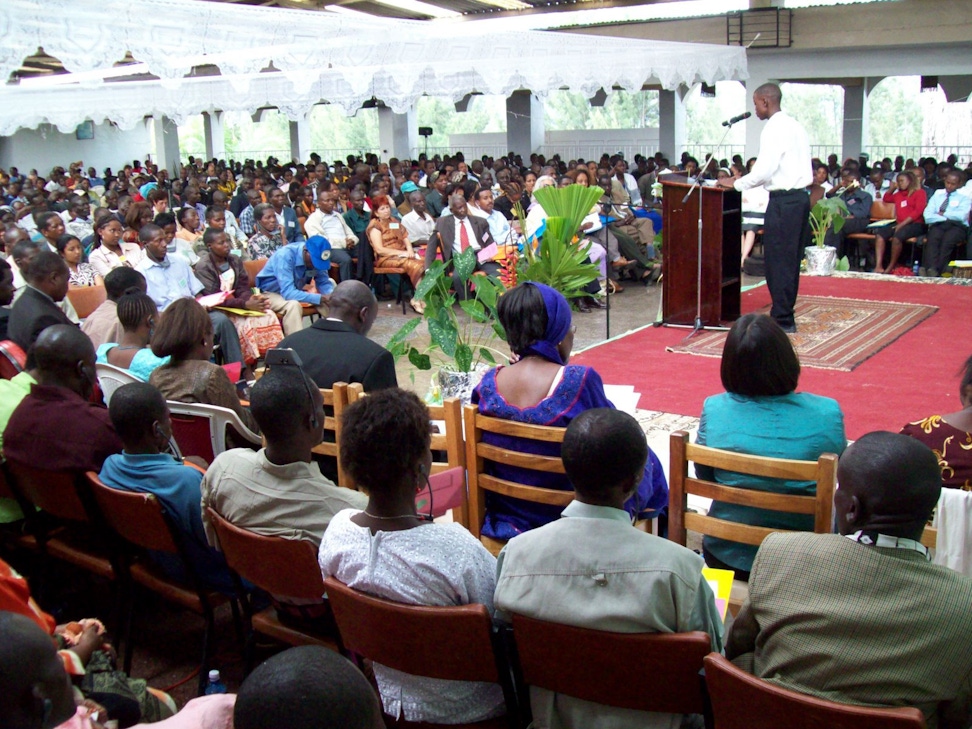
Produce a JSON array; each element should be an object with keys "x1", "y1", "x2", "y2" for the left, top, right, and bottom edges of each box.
[
  {"x1": 95, "y1": 362, "x2": 143, "y2": 405},
  {"x1": 166, "y1": 401, "x2": 262, "y2": 463}
]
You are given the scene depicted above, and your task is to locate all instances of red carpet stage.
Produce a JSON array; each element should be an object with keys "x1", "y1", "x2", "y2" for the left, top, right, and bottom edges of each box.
[{"x1": 574, "y1": 275, "x2": 972, "y2": 440}]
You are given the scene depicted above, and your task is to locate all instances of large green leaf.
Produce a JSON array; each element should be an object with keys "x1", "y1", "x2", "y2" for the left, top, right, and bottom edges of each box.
[
  {"x1": 479, "y1": 347, "x2": 496, "y2": 365},
  {"x1": 455, "y1": 344, "x2": 473, "y2": 372},
  {"x1": 428, "y1": 316, "x2": 457, "y2": 357},
  {"x1": 460, "y1": 299, "x2": 488, "y2": 322},
  {"x1": 414, "y1": 261, "x2": 444, "y2": 300},
  {"x1": 387, "y1": 316, "x2": 422, "y2": 357},
  {"x1": 534, "y1": 184, "x2": 603, "y2": 233},
  {"x1": 453, "y1": 247, "x2": 477, "y2": 282},
  {"x1": 474, "y1": 275, "x2": 501, "y2": 309},
  {"x1": 407, "y1": 347, "x2": 432, "y2": 370}
]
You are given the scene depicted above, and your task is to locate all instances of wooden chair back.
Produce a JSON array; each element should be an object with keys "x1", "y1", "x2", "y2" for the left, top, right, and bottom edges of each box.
[
  {"x1": 511, "y1": 613, "x2": 710, "y2": 714},
  {"x1": 243, "y1": 258, "x2": 267, "y2": 282},
  {"x1": 67, "y1": 285, "x2": 107, "y2": 320},
  {"x1": 920, "y1": 526, "x2": 937, "y2": 549},
  {"x1": 703, "y1": 653, "x2": 926, "y2": 729},
  {"x1": 86, "y1": 472, "x2": 179, "y2": 554},
  {"x1": 869, "y1": 200, "x2": 896, "y2": 221},
  {"x1": 206, "y1": 508, "x2": 325, "y2": 600},
  {"x1": 427, "y1": 397, "x2": 467, "y2": 526},
  {"x1": 668, "y1": 431, "x2": 838, "y2": 548},
  {"x1": 463, "y1": 404, "x2": 572, "y2": 549},
  {"x1": 0, "y1": 340, "x2": 26, "y2": 379},
  {"x1": 310, "y1": 381, "x2": 361, "y2": 487},
  {"x1": 323, "y1": 576, "x2": 503, "y2": 683},
  {"x1": 5, "y1": 462, "x2": 88, "y2": 522}
]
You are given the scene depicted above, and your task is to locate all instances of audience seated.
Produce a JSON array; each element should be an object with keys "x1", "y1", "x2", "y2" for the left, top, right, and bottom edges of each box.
[
  {"x1": 0, "y1": 563, "x2": 176, "y2": 725},
  {"x1": 193, "y1": 228, "x2": 284, "y2": 365},
  {"x1": 81, "y1": 267, "x2": 146, "y2": 350},
  {"x1": 95, "y1": 292, "x2": 168, "y2": 381},
  {"x1": 920, "y1": 170, "x2": 970, "y2": 277},
  {"x1": 0, "y1": 257, "x2": 13, "y2": 340},
  {"x1": 874, "y1": 169, "x2": 927, "y2": 274},
  {"x1": 367, "y1": 194, "x2": 426, "y2": 312},
  {"x1": 472, "y1": 282, "x2": 667, "y2": 540},
  {"x1": 425, "y1": 194, "x2": 498, "y2": 303},
  {"x1": 56, "y1": 234, "x2": 102, "y2": 288},
  {"x1": 900, "y1": 353, "x2": 972, "y2": 490},
  {"x1": 136, "y1": 223, "x2": 246, "y2": 370},
  {"x1": 319, "y1": 388, "x2": 504, "y2": 725},
  {"x1": 100, "y1": 381, "x2": 236, "y2": 593},
  {"x1": 148, "y1": 297, "x2": 260, "y2": 436},
  {"x1": 824, "y1": 167, "x2": 872, "y2": 265},
  {"x1": 303, "y1": 191, "x2": 358, "y2": 282},
  {"x1": 246, "y1": 203, "x2": 284, "y2": 260},
  {"x1": 400, "y1": 190, "x2": 436, "y2": 245},
  {"x1": 725, "y1": 432, "x2": 972, "y2": 728},
  {"x1": 8, "y1": 250, "x2": 73, "y2": 353},
  {"x1": 234, "y1": 646, "x2": 383, "y2": 729},
  {"x1": 4, "y1": 324, "x2": 122, "y2": 473},
  {"x1": 253, "y1": 236, "x2": 334, "y2": 335},
  {"x1": 278, "y1": 279, "x2": 396, "y2": 391},
  {"x1": 494, "y1": 408, "x2": 723, "y2": 729},
  {"x1": 696, "y1": 314, "x2": 846, "y2": 580}
]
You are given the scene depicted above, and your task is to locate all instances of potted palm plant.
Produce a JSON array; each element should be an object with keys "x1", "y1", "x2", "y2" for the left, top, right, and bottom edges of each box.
[
  {"x1": 806, "y1": 196, "x2": 849, "y2": 276},
  {"x1": 387, "y1": 247, "x2": 507, "y2": 403}
]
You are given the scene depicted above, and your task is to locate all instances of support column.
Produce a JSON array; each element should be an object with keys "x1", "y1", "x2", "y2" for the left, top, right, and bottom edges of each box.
[
  {"x1": 202, "y1": 111, "x2": 225, "y2": 161},
  {"x1": 841, "y1": 83, "x2": 866, "y2": 163},
  {"x1": 289, "y1": 117, "x2": 311, "y2": 164},
  {"x1": 506, "y1": 90, "x2": 544, "y2": 160},
  {"x1": 377, "y1": 106, "x2": 417, "y2": 161},
  {"x1": 153, "y1": 116, "x2": 181, "y2": 176},
  {"x1": 743, "y1": 76, "x2": 771, "y2": 160},
  {"x1": 658, "y1": 86, "x2": 688, "y2": 161}
]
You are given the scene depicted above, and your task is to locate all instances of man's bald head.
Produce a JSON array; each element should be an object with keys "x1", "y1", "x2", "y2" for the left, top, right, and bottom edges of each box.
[
  {"x1": 754, "y1": 83, "x2": 782, "y2": 104},
  {"x1": 835, "y1": 431, "x2": 941, "y2": 540},
  {"x1": 32, "y1": 325, "x2": 97, "y2": 398},
  {"x1": 0, "y1": 612, "x2": 76, "y2": 729},
  {"x1": 328, "y1": 280, "x2": 378, "y2": 336}
]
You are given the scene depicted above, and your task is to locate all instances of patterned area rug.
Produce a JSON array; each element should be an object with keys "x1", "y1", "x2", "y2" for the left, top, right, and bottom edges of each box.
[{"x1": 666, "y1": 295, "x2": 938, "y2": 371}]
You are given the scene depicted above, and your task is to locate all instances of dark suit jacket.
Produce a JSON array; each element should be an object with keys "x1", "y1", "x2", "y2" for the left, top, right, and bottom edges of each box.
[
  {"x1": 281, "y1": 206, "x2": 303, "y2": 244},
  {"x1": 278, "y1": 319, "x2": 397, "y2": 392},
  {"x1": 425, "y1": 215, "x2": 494, "y2": 269},
  {"x1": 8, "y1": 286, "x2": 73, "y2": 351}
]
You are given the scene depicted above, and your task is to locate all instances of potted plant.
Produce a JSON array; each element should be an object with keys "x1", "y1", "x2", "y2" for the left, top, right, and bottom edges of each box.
[
  {"x1": 387, "y1": 247, "x2": 508, "y2": 403},
  {"x1": 806, "y1": 196, "x2": 849, "y2": 276}
]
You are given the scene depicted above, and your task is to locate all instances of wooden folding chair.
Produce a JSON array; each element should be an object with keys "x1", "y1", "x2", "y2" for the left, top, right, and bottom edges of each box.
[
  {"x1": 463, "y1": 404, "x2": 573, "y2": 556},
  {"x1": 427, "y1": 397, "x2": 468, "y2": 527},
  {"x1": 66, "y1": 284, "x2": 107, "y2": 320},
  {"x1": 167, "y1": 400, "x2": 262, "y2": 464},
  {"x1": 206, "y1": 508, "x2": 337, "y2": 670},
  {"x1": 511, "y1": 614, "x2": 710, "y2": 718},
  {"x1": 323, "y1": 576, "x2": 519, "y2": 729},
  {"x1": 668, "y1": 431, "x2": 838, "y2": 615},
  {"x1": 86, "y1": 472, "x2": 236, "y2": 693},
  {"x1": 311, "y1": 381, "x2": 361, "y2": 488},
  {"x1": 845, "y1": 200, "x2": 895, "y2": 269},
  {"x1": 703, "y1": 653, "x2": 926, "y2": 729}
]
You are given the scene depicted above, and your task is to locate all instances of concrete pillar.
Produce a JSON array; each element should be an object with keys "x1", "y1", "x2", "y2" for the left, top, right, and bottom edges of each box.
[
  {"x1": 506, "y1": 90, "x2": 544, "y2": 160},
  {"x1": 841, "y1": 83, "x2": 866, "y2": 164},
  {"x1": 202, "y1": 111, "x2": 225, "y2": 161},
  {"x1": 289, "y1": 117, "x2": 311, "y2": 164},
  {"x1": 153, "y1": 116, "x2": 181, "y2": 176},
  {"x1": 742, "y1": 76, "x2": 772, "y2": 160},
  {"x1": 377, "y1": 106, "x2": 417, "y2": 160},
  {"x1": 658, "y1": 86, "x2": 688, "y2": 161}
]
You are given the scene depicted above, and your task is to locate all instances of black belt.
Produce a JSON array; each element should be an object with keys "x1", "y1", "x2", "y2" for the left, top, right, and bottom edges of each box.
[{"x1": 769, "y1": 188, "x2": 807, "y2": 198}]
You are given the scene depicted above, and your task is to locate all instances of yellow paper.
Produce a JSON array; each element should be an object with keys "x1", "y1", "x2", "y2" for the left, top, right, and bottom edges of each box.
[
  {"x1": 214, "y1": 305, "x2": 267, "y2": 317},
  {"x1": 702, "y1": 567, "x2": 735, "y2": 622}
]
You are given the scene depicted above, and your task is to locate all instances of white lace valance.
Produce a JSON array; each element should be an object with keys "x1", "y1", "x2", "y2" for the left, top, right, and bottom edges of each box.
[{"x1": 0, "y1": 0, "x2": 748, "y2": 134}]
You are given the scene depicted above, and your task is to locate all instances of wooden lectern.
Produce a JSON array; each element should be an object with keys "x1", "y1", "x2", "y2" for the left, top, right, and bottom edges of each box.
[{"x1": 661, "y1": 177, "x2": 742, "y2": 326}]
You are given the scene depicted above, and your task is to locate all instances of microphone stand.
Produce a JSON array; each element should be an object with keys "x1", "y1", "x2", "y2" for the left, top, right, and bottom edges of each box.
[
  {"x1": 600, "y1": 198, "x2": 613, "y2": 340},
  {"x1": 669, "y1": 120, "x2": 738, "y2": 340}
]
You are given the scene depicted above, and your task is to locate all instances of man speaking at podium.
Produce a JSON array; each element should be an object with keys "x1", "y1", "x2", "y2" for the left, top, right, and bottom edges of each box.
[{"x1": 722, "y1": 83, "x2": 811, "y2": 333}]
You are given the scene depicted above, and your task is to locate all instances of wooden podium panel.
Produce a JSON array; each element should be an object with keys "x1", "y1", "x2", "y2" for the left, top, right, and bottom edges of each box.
[{"x1": 661, "y1": 177, "x2": 742, "y2": 326}]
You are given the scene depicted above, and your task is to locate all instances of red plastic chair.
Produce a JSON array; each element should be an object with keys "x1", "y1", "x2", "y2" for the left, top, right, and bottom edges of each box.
[{"x1": 0, "y1": 340, "x2": 27, "y2": 379}]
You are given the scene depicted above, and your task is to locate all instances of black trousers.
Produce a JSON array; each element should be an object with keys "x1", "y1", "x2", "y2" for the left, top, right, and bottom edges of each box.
[
  {"x1": 764, "y1": 190, "x2": 811, "y2": 328},
  {"x1": 922, "y1": 221, "x2": 969, "y2": 274}
]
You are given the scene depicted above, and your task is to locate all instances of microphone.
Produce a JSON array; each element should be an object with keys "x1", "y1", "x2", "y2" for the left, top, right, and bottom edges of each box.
[{"x1": 722, "y1": 112, "x2": 752, "y2": 127}]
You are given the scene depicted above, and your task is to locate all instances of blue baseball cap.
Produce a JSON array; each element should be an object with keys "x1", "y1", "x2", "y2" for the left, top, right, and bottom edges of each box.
[{"x1": 304, "y1": 235, "x2": 332, "y2": 271}]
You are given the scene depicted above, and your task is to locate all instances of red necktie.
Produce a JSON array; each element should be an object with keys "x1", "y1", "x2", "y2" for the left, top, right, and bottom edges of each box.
[{"x1": 459, "y1": 221, "x2": 470, "y2": 252}]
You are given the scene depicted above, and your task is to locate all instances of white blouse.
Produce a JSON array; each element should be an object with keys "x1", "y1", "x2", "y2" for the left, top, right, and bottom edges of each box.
[
  {"x1": 88, "y1": 242, "x2": 145, "y2": 278},
  {"x1": 318, "y1": 509, "x2": 504, "y2": 724}
]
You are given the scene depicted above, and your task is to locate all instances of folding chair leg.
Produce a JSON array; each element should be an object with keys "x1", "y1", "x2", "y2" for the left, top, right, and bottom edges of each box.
[
  {"x1": 122, "y1": 587, "x2": 137, "y2": 676},
  {"x1": 198, "y1": 604, "x2": 217, "y2": 696}
]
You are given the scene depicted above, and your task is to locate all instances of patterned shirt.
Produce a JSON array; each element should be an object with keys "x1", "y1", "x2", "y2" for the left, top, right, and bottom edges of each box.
[{"x1": 247, "y1": 229, "x2": 283, "y2": 261}]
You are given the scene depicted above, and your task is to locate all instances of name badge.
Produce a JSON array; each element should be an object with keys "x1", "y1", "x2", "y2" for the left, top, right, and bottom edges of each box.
[
  {"x1": 900, "y1": 200, "x2": 908, "y2": 208},
  {"x1": 482, "y1": 231, "x2": 490, "y2": 243},
  {"x1": 390, "y1": 222, "x2": 400, "y2": 230}
]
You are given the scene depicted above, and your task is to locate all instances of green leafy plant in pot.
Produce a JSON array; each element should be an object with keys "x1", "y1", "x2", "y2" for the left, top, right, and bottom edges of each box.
[
  {"x1": 387, "y1": 247, "x2": 508, "y2": 403},
  {"x1": 513, "y1": 183, "x2": 603, "y2": 300},
  {"x1": 806, "y1": 196, "x2": 850, "y2": 275}
]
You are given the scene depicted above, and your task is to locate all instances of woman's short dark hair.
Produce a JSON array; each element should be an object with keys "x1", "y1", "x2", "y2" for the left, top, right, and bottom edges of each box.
[
  {"x1": 341, "y1": 388, "x2": 430, "y2": 492},
  {"x1": 54, "y1": 233, "x2": 80, "y2": 255},
  {"x1": 720, "y1": 313, "x2": 800, "y2": 397},
  {"x1": 497, "y1": 283, "x2": 547, "y2": 356},
  {"x1": 153, "y1": 211, "x2": 176, "y2": 228},
  {"x1": 177, "y1": 205, "x2": 197, "y2": 226},
  {"x1": 117, "y1": 293, "x2": 157, "y2": 332},
  {"x1": 150, "y1": 297, "x2": 212, "y2": 361},
  {"x1": 252, "y1": 203, "x2": 274, "y2": 227}
]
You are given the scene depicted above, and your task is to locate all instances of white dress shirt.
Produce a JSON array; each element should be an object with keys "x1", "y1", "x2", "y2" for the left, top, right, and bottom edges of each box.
[
  {"x1": 452, "y1": 216, "x2": 482, "y2": 254},
  {"x1": 734, "y1": 110, "x2": 812, "y2": 192},
  {"x1": 401, "y1": 210, "x2": 436, "y2": 242}
]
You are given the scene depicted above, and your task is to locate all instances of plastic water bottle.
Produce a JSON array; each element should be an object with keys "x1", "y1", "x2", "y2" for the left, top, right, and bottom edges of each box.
[
  {"x1": 204, "y1": 669, "x2": 227, "y2": 695},
  {"x1": 913, "y1": 259, "x2": 920, "y2": 276}
]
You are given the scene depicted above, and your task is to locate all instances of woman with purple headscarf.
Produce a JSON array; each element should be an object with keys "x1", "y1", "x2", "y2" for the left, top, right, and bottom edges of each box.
[{"x1": 472, "y1": 282, "x2": 668, "y2": 540}]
